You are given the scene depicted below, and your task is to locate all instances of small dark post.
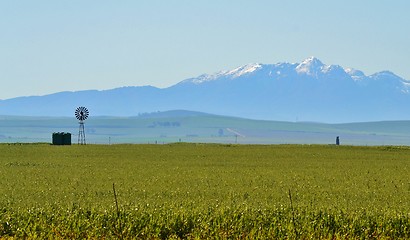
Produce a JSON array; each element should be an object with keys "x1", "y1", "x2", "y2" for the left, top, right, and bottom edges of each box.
[{"x1": 336, "y1": 136, "x2": 340, "y2": 145}]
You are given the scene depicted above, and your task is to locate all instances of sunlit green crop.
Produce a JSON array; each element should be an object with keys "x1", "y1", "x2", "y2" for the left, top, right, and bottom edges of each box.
[{"x1": 1, "y1": 143, "x2": 409, "y2": 239}]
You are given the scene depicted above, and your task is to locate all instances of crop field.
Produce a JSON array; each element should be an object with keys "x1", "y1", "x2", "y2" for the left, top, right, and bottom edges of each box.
[{"x1": 1, "y1": 143, "x2": 410, "y2": 239}]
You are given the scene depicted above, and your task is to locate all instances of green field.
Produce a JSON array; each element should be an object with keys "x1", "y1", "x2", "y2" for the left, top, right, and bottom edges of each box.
[{"x1": 1, "y1": 143, "x2": 410, "y2": 239}]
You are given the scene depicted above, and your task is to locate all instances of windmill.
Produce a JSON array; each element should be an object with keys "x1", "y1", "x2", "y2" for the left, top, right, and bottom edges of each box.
[
  {"x1": 226, "y1": 128, "x2": 245, "y2": 143},
  {"x1": 75, "y1": 106, "x2": 89, "y2": 145}
]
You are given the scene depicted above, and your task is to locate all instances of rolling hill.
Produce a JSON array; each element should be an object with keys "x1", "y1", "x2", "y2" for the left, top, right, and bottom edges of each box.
[{"x1": 1, "y1": 110, "x2": 410, "y2": 145}]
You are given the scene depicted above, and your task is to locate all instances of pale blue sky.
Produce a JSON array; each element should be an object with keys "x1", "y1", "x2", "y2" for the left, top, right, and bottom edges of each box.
[{"x1": 1, "y1": 0, "x2": 409, "y2": 99}]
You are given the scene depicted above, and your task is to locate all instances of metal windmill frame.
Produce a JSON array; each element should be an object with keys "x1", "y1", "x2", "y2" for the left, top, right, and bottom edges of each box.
[{"x1": 75, "y1": 106, "x2": 89, "y2": 145}]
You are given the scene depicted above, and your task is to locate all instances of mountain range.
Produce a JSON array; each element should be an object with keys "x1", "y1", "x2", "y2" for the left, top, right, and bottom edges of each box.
[{"x1": 1, "y1": 57, "x2": 410, "y2": 123}]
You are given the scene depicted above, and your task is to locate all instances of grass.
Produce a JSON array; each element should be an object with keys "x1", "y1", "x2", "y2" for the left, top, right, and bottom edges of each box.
[{"x1": 0, "y1": 143, "x2": 410, "y2": 239}]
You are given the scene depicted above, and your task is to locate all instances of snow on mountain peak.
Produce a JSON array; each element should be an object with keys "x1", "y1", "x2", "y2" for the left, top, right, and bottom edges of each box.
[
  {"x1": 296, "y1": 56, "x2": 325, "y2": 75},
  {"x1": 321, "y1": 64, "x2": 344, "y2": 74},
  {"x1": 226, "y1": 63, "x2": 262, "y2": 77},
  {"x1": 345, "y1": 68, "x2": 366, "y2": 80},
  {"x1": 182, "y1": 57, "x2": 409, "y2": 88},
  {"x1": 181, "y1": 63, "x2": 262, "y2": 85},
  {"x1": 371, "y1": 71, "x2": 402, "y2": 80},
  {"x1": 302, "y1": 56, "x2": 323, "y2": 64}
]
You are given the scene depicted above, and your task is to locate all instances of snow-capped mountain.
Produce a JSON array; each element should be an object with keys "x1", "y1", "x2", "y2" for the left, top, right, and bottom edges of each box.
[
  {"x1": 181, "y1": 56, "x2": 408, "y2": 92},
  {"x1": 180, "y1": 63, "x2": 264, "y2": 84},
  {"x1": 1, "y1": 57, "x2": 409, "y2": 123}
]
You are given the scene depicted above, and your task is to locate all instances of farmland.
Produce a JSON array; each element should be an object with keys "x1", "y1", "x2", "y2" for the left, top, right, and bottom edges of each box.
[
  {"x1": 2, "y1": 111, "x2": 410, "y2": 145},
  {"x1": 1, "y1": 143, "x2": 410, "y2": 239}
]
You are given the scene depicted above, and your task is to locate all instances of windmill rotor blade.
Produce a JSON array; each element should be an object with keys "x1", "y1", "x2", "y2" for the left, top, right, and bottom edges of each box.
[{"x1": 75, "y1": 106, "x2": 89, "y2": 121}]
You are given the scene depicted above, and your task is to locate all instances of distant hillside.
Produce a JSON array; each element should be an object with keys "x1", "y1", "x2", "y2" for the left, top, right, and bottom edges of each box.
[
  {"x1": 1, "y1": 57, "x2": 410, "y2": 122},
  {"x1": 136, "y1": 110, "x2": 212, "y2": 118},
  {"x1": 1, "y1": 110, "x2": 410, "y2": 145}
]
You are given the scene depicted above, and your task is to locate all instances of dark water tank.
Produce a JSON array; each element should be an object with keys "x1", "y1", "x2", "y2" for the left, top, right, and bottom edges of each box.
[
  {"x1": 52, "y1": 132, "x2": 71, "y2": 145},
  {"x1": 63, "y1": 132, "x2": 72, "y2": 145}
]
